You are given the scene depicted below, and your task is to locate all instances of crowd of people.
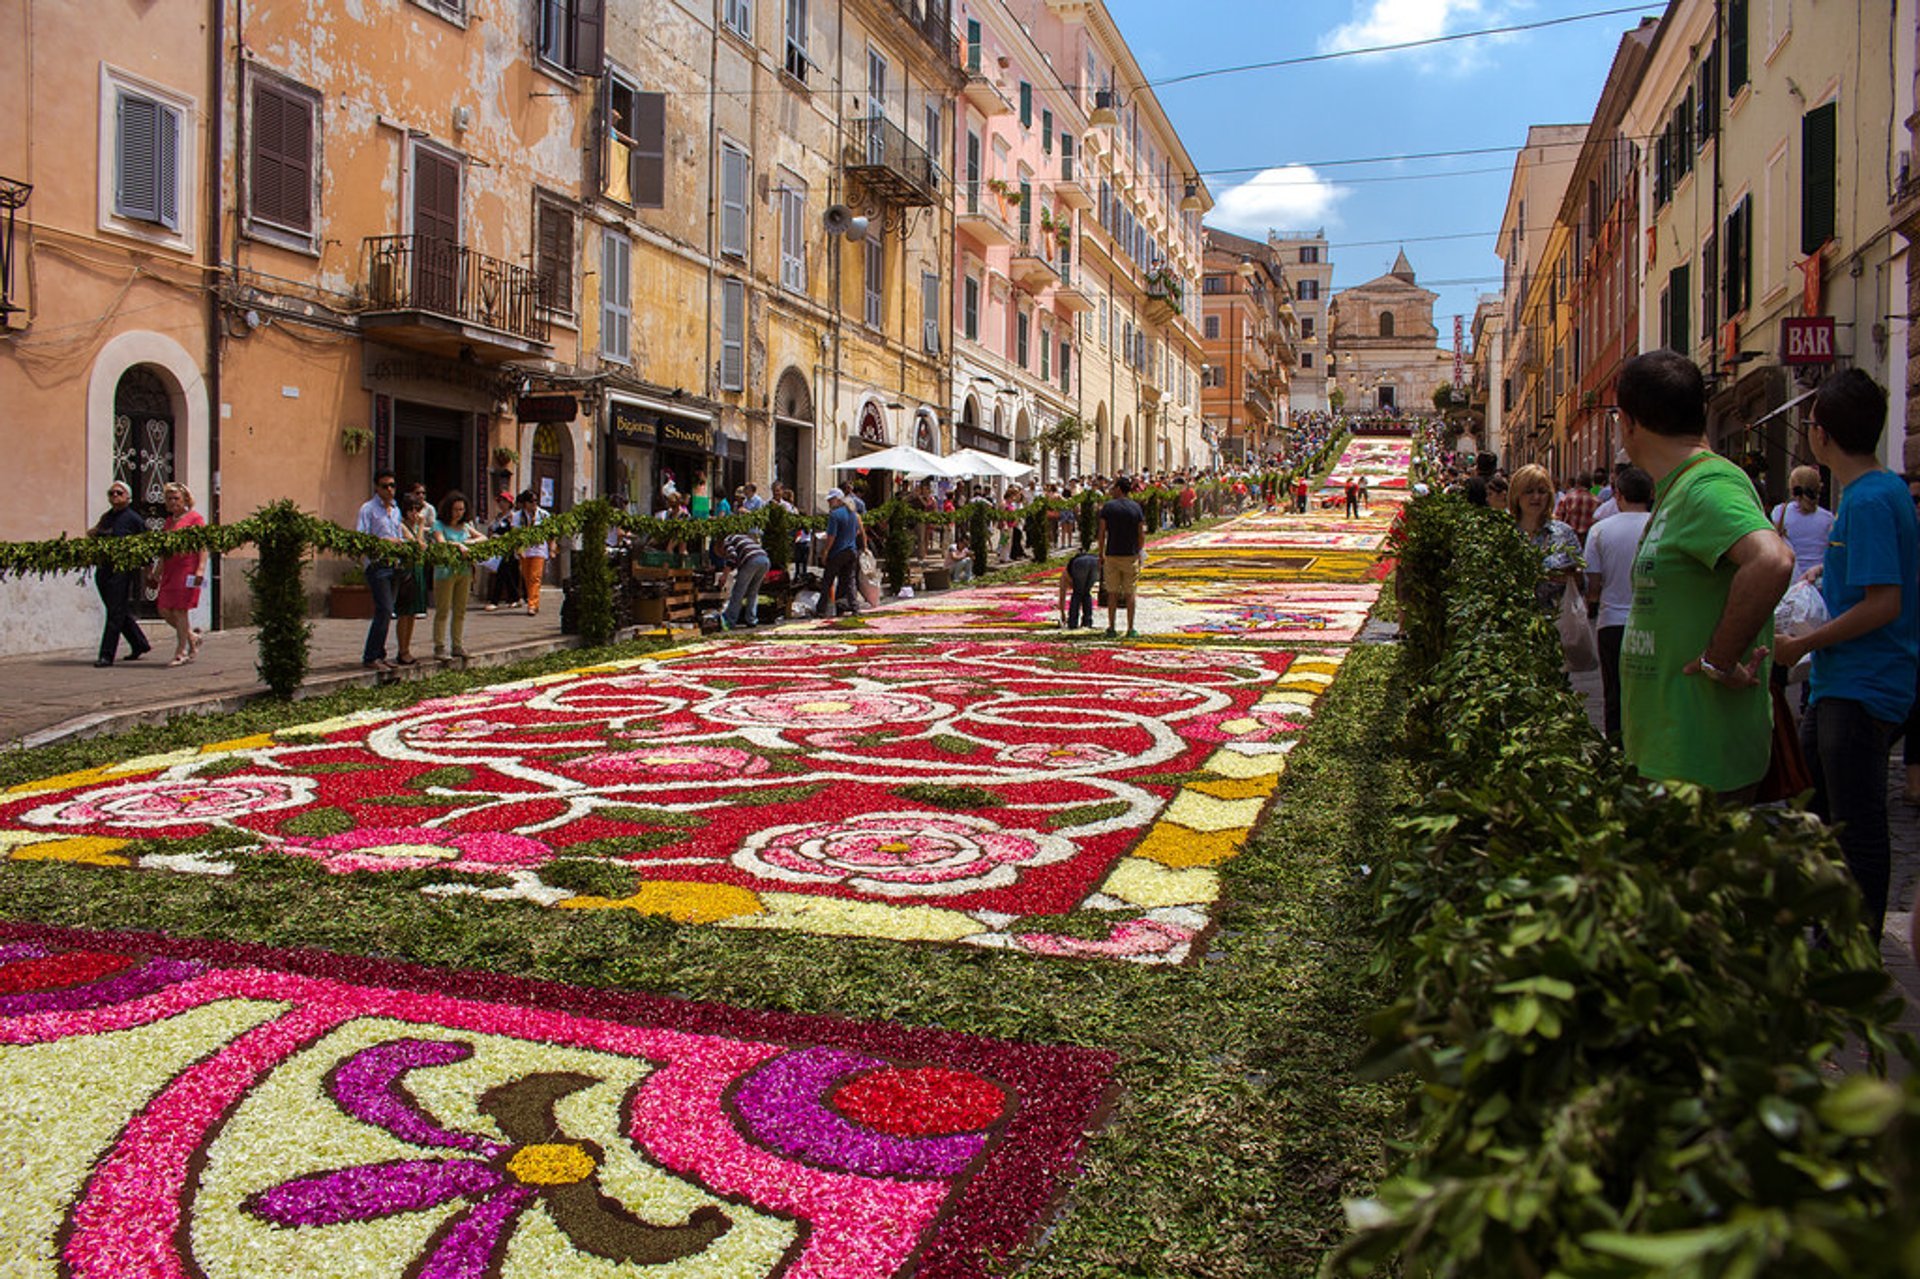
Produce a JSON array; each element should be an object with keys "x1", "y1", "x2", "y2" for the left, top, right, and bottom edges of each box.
[{"x1": 1438, "y1": 351, "x2": 1919, "y2": 949}]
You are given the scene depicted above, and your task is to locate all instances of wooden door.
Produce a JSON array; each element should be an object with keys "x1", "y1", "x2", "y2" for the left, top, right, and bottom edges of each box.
[{"x1": 411, "y1": 146, "x2": 461, "y2": 313}]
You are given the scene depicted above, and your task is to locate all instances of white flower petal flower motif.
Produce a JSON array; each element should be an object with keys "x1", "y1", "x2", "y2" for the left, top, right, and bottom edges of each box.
[
  {"x1": 22, "y1": 775, "x2": 318, "y2": 829},
  {"x1": 734, "y1": 812, "x2": 1076, "y2": 897},
  {"x1": 706, "y1": 690, "x2": 952, "y2": 732}
]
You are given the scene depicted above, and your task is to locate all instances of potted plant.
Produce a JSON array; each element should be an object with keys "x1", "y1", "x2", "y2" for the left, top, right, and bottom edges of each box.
[
  {"x1": 327, "y1": 564, "x2": 374, "y2": 619},
  {"x1": 492, "y1": 446, "x2": 520, "y2": 469},
  {"x1": 340, "y1": 427, "x2": 373, "y2": 455}
]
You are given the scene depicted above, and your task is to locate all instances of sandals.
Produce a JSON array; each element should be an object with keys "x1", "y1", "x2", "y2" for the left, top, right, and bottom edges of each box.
[{"x1": 167, "y1": 653, "x2": 192, "y2": 667}]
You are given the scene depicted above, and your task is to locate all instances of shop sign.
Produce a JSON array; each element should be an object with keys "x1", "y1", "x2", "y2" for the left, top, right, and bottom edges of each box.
[
  {"x1": 607, "y1": 400, "x2": 657, "y2": 442},
  {"x1": 1781, "y1": 317, "x2": 1835, "y2": 365},
  {"x1": 659, "y1": 417, "x2": 711, "y2": 450},
  {"x1": 516, "y1": 395, "x2": 578, "y2": 423}
]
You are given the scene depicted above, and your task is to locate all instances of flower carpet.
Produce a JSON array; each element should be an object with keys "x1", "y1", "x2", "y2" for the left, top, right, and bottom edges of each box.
[
  {"x1": 0, "y1": 638, "x2": 1348, "y2": 965},
  {"x1": 1321, "y1": 436, "x2": 1413, "y2": 493},
  {"x1": 0, "y1": 921, "x2": 1115, "y2": 1279}
]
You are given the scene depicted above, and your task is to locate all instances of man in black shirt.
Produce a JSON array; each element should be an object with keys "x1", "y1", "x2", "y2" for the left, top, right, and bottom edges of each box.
[{"x1": 1097, "y1": 476, "x2": 1147, "y2": 638}]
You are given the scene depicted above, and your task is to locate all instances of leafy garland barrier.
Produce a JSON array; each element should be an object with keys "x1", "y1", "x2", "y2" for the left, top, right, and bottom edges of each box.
[
  {"x1": 0, "y1": 919, "x2": 1117, "y2": 1279},
  {"x1": 0, "y1": 433, "x2": 1352, "y2": 694},
  {"x1": 1331, "y1": 495, "x2": 1920, "y2": 1276}
]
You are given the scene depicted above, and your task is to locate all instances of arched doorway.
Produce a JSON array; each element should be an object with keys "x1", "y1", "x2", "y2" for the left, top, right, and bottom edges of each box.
[
  {"x1": 857, "y1": 400, "x2": 890, "y2": 449},
  {"x1": 1093, "y1": 402, "x2": 1110, "y2": 475},
  {"x1": 112, "y1": 365, "x2": 176, "y2": 615},
  {"x1": 1121, "y1": 415, "x2": 1134, "y2": 473},
  {"x1": 774, "y1": 368, "x2": 814, "y2": 501},
  {"x1": 958, "y1": 395, "x2": 981, "y2": 452},
  {"x1": 530, "y1": 422, "x2": 568, "y2": 511},
  {"x1": 1013, "y1": 408, "x2": 1033, "y2": 465}
]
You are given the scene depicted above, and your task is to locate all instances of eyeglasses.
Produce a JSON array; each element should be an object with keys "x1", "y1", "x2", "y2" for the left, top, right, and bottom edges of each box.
[
  {"x1": 377, "y1": 481, "x2": 396, "y2": 489},
  {"x1": 1792, "y1": 487, "x2": 1815, "y2": 498}
]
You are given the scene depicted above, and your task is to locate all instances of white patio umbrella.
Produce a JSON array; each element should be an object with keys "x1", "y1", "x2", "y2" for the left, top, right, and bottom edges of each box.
[
  {"x1": 829, "y1": 445, "x2": 963, "y2": 478},
  {"x1": 943, "y1": 447, "x2": 1036, "y2": 479}
]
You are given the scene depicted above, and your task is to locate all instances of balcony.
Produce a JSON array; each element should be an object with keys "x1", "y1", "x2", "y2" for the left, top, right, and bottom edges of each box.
[
  {"x1": 1054, "y1": 155, "x2": 1092, "y2": 211},
  {"x1": 1010, "y1": 229, "x2": 1062, "y2": 292},
  {"x1": 1244, "y1": 383, "x2": 1274, "y2": 420},
  {"x1": 962, "y1": 73, "x2": 1013, "y2": 117},
  {"x1": 1053, "y1": 261, "x2": 1094, "y2": 313},
  {"x1": 1143, "y1": 276, "x2": 1183, "y2": 327},
  {"x1": 957, "y1": 182, "x2": 1015, "y2": 247},
  {"x1": 877, "y1": 0, "x2": 952, "y2": 62},
  {"x1": 360, "y1": 235, "x2": 551, "y2": 361},
  {"x1": 845, "y1": 116, "x2": 940, "y2": 208}
]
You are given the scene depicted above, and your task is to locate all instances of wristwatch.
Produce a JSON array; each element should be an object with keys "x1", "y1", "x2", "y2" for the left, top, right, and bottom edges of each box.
[{"x1": 1695, "y1": 653, "x2": 1735, "y2": 682}]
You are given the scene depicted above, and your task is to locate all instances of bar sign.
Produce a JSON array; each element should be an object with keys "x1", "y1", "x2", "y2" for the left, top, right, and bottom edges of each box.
[{"x1": 1781, "y1": 317, "x2": 1835, "y2": 365}]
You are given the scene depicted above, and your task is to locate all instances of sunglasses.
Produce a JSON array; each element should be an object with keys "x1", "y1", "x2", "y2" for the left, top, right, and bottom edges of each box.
[{"x1": 1792, "y1": 487, "x2": 1816, "y2": 498}]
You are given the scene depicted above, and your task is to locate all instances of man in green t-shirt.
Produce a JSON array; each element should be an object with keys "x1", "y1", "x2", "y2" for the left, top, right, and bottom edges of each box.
[{"x1": 1617, "y1": 351, "x2": 1795, "y2": 796}]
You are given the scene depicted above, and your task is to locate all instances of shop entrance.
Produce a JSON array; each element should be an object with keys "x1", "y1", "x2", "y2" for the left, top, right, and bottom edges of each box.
[
  {"x1": 393, "y1": 401, "x2": 469, "y2": 508},
  {"x1": 530, "y1": 423, "x2": 567, "y2": 511},
  {"x1": 111, "y1": 365, "x2": 176, "y2": 617}
]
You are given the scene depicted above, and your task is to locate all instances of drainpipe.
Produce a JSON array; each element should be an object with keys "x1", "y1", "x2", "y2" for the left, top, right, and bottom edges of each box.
[{"x1": 205, "y1": 0, "x2": 228, "y2": 628}]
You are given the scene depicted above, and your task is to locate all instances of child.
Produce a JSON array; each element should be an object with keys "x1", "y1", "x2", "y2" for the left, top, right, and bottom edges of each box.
[{"x1": 1059, "y1": 550, "x2": 1099, "y2": 628}]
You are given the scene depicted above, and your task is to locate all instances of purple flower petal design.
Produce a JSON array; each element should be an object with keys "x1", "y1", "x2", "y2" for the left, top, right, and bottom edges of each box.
[
  {"x1": 413, "y1": 1185, "x2": 537, "y2": 1279},
  {"x1": 0, "y1": 956, "x2": 204, "y2": 1017},
  {"x1": 326, "y1": 1038, "x2": 498, "y2": 1154},
  {"x1": 245, "y1": 1158, "x2": 503, "y2": 1228},
  {"x1": 731, "y1": 1047, "x2": 989, "y2": 1178}
]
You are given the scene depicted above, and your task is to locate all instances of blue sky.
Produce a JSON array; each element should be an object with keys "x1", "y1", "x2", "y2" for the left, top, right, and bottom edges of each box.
[{"x1": 1108, "y1": 0, "x2": 1661, "y2": 339}]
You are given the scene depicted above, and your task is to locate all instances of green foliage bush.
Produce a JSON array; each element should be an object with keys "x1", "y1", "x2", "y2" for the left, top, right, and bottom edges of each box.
[
  {"x1": 573, "y1": 505, "x2": 614, "y2": 647},
  {"x1": 879, "y1": 498, "x2": 913, "y2": 594},
  {"x1": 248, "y1": 501, "x2": 312, "y2": 699},
  {"x1": 1025, "y1": 505, "x2": 1049, "y2": 565},
  {"x1": 762, "y1": 502, "x2": 790, "y2": 572},
  {"x1": 970, "y1": 502, "x2": 991, "y2": 578},
  {"x1": 1332, "y1": 495, "x2": 1920, "y2": 1279},
  {"x1": 1079, "y1": 491, "x2": 1098, "y2": 551}
]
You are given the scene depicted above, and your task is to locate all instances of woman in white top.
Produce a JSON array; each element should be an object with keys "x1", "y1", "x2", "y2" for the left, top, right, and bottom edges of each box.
[{"x1": 1769, "y1": 464, "x2": 1835, "y2": 581}]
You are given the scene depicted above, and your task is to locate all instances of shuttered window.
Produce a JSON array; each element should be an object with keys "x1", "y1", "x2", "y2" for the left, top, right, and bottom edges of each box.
[
  {"x1": 963, "y1": 274, "x2": 979, "y2": 340},
  {"x1": 114, "y1": 89, "x2": 183, "y2": 230},
  {"x1": 249, "y1": 79, "x2": 315, "y2": 234},
  {"x1": 1042, "y1": 109, "x2": 1053, "y2": 154},
  {"x1": 779, "y1": 181, "x2": 806, "y2": 291},
  {"x1": 921, "y1": 272, "x2": 940, "y2": 353},
  {"x1": 864, "y1": 231, "x2": 883, "y2": 328},
  {"x1": 412, "y1": 146, "x2": 460, "y2": 244},
  {"x1": 1723, "y1": 195, "x2": 1751, "y2": 318},
  {"x1": 600, "y1": 230, "x2": 630, "y2": 361},
  {"x1": 1016, "y1": 310, "x2": 1029, "y2": 366},
  {"x1": 1727, "y1": 0, "x2": 1749, "y2": 92},
  {"x1": 1801, "y1": 101, "x2": 1836, "y2": 254},
  {"x1": 538, "y1": 0, "x2": 604, "y2": 75},
  {"x1": 785, "y1": 0, "x2": 809, "y2": 81},
  {"x1": 720, "y1": 278, "x2": 745, "y2": 391},
  {"x1": 720, "y1": 143, "x2": 749, "y2": 258},
  {"x1": 632, "y1": 91, "x2": 665, "y2": 209},
  {"x1": 1667, "y1": 263, "x2": 1691, "y2": 354},
  {"x1": 1059, "y1": 339, "x2": 1071, "y2": 393},
  {"x1": 534, "y1": 194, "x2": 573, "y2": 316},
  {"x1": 723, "y1": 0, "x2": 751, "y2": 40},
  {"x1": 1019, "y1": 81, "x2": 1032, "y2": 129}
]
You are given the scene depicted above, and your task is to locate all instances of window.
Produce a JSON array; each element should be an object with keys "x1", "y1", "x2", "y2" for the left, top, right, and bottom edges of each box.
[
  {"x1": 605, "y1": 74, "x2": 666, "y2": 208},
  {"x1": 925, "y1": 102, "x2": 942, "y2": 168},
  {"x1": 1727, "y1": 0, "x2": 1749, "y2": 91},
  {"x1": 1666, "y1": 263, "x2": 1691, "y2": 353},
  {"x1": 1695, "y1": 44, "x2": 1721, "y2": 145},
  {"x1": 1801, "y1": 101, "x2": 1836, "y2": 254},
  {"x1": 1042, "y1": 109, "x2": 1053, "y2": 154},
  {"x1": 1701, "y1": 231, "x2": 1717, "y2": 341},
  {"x1": 1299, "y1": 245, "x2": 1319, "y2": 264},
  {"x1": 1378, "y1": 312, "x2": 1394, "y2": 338},
  {"x1": 1299, "y1": 351, "x2": 1312, "y2": 369},
  {"x1": 1297, "y1": 279, "x2": 1319, "y2": 301},
  {"x1": 723, "y1": 0, "x2": 751, "y2": 41},
  {"x1": 534, "y1": 193, "x2": 574, "y2": 315},
  {"x1": 1019, "y1": 81, "x2": 1032, "y2": 129},
  {"x1": 864, "y1": 230, "x2": 883, "y2": 328},
  {"x1": 537, "y1": 0, "x2": 605, "y2": 75},
  {"x1": 1059, "y1": 339, "x2": 1071, "y2": 392},
  {"x1": 720, "y1": 277, "x2": 745, "y2": 390},
  {"x1": 778, "y1": 177, "x2": 806, "y2": 291},
  {"x1": 1300, "y1": 316, "x2": 1314, "y2": 338},
  {"x1": 1040, "y1": 320, "x2": 1051, "y2": 378},
  {"x1": 112, "y1": 85, "x2": 185, "y2": 231},
  {"x1": 719, "y1": 142, "x2": 749, "y2": 257},
  {"x1": 966, "y1": 18, "x2": 982, "y2": 72},
  {"x1": 600, "y1": 230, "x2": 631, "y2": 361},
  {"x1": 963, "y1": 274, "x2": 979, "y2": 340},
  {"x1": 1099, "y1": 298, "x2": 1108, "y2": 349},
  {"x1": 247, "y1": 76, "x2": 317, "y2": 242},
  {"x1": 1723, "y1": 195, "x2": 1751, "y2": 318},
  {"x1": 785, "y1": 0, "x2": 809, "y2": 81},
  {"x1": 1203, "y1": 315, "x2": 1219, "y2": 339},
  {"x1": 1016, "y1": 309, "x2": 1030, "y2": 366},
  {"x1": 922, "y1": 272, "x2": 940, "y2": 353},
  {"x1": 1202, "y1": 275, "x2": 1226, "y2": 295}
]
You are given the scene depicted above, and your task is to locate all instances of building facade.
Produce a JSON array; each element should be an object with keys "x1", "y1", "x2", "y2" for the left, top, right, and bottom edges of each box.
[
  {"x1": 1270, "y1": 229, "x2": 1330, "y2": 412},
  {"x1": 1495, "y1": 123, "x2": 1585, "y2": 468},
  {"x1": 1200, "y1": 226, "x2": 1295, "y2": 463},
  {"x1": 1327, "y1": 251, "x2": 1452, "y2": 415}
]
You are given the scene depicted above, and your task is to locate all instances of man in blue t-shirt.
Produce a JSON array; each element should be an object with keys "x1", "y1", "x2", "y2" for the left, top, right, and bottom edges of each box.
[
  {"x1": 1773, "y1": 370, "x2": 1919, "y2": 941},
  {"x1": 816, "y1": 488, "x2": 865, "y2": 617}
]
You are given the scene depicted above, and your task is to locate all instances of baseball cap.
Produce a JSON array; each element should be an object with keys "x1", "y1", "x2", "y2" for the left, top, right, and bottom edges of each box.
[
  {"x1": 826, "y1": 487, "x2": 846, "y2": 502},
  {"x1": 496, "y1": 490, "x2": 513, "y2": 503}
]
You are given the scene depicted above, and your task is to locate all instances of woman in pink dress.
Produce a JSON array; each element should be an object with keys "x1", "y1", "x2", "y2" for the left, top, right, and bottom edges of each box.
[{"x1": 156, "y1": 482, "x2": 205, "y2": 666}]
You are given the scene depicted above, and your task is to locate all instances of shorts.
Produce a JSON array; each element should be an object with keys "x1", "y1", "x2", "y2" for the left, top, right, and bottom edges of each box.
[{"x1": 1101, "y1": 556, "x2": 1140, "y2": 601}]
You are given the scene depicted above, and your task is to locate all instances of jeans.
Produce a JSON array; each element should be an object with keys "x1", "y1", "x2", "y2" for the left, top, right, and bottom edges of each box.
[
  {"x1": 95, "y1": 569, "x2": 150, "y2": 662},
  {"x1": 362, "y1": 564, "x2": 397, "y2": 663},
  {"x1": 1802, "y1": 696, "x2": 1898, "y2": 940},
  {"x1": 723, "y1": 552, "x2": 769, "y2": 626},
  {"x1": 1067, "y1": 585, "x2": 1093, "y2": 628},
  {"x1": 820, "y1": 546, "x2": 859, "y2": 615},
  {"x1": 1597, "y1": 624, "x2": 1624, "y2": 742}
]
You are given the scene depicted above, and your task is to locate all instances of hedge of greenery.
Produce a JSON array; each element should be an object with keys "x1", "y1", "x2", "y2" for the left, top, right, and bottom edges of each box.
[
  {"x1": 0, "y1": 435, "x2": 1351, "y2": 696},
  {"x1": 1331, "y1": 495, "x2": 1920, "y2": 1278}
]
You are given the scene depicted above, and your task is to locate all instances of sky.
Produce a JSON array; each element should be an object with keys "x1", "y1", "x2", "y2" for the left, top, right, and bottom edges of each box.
[{"x1": 1106, "y1": 0, "x2": 1661, "y2": 344}]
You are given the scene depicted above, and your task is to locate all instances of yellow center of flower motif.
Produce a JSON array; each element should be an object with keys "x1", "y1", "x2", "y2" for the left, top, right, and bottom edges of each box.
[
  {"x1": 506, "y1": 1143, "x2": 596, "y2": 1186},
  {"x1": 877, "y1": 841, "x2": 913, "y2": 854},
  {"x1": 795, "y1": 700, "x2": 853, "y2": 715}
]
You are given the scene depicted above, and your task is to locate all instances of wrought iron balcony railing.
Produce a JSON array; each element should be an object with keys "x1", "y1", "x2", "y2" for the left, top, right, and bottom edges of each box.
[
  {"x1": 362, "y1": 235, "x2": 551, "y2": 345},
  {"x1": 845, "y1": 116, "x2": 940, "y2": 208}
]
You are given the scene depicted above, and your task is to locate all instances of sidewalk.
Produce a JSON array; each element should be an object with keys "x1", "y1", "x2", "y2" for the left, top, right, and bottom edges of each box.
[{"x1": 0, "y1": 606, "x2": 591, "y2": 749}]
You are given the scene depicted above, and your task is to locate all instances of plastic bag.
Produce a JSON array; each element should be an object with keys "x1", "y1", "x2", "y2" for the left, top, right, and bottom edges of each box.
[
  {"x1": 792, "y1": 589, "x2": 821, "y2": 617},
  {"x1": 1774, "y1": 578, "x2": 1828, "y2": 639}
]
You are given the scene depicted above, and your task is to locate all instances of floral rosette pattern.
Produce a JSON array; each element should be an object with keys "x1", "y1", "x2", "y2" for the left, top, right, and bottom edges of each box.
[{"x1": 0, "y1": 923, "x2": 1116, "y2": 1279}]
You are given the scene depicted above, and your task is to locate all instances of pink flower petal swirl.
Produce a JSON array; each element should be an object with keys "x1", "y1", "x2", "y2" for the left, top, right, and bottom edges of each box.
[{"x1": 733, "y1": 812, "x2": 1076, "y2": 897}]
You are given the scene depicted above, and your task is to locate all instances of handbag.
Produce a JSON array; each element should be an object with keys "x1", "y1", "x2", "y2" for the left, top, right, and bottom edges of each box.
[
  {"x1": 1755, "y1": 681, "x2": 1815, "y2": 802},
  {"x1": 1556, "y1": 588, "x2": 1599, "y2": 672}
]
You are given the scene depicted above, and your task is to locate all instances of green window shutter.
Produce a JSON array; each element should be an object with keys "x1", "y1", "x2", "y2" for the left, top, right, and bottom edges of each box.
[
  {"x1": 1669, "y1": 263, "x2": 1691, "y2": 354},
  {"x1": 1019, "y1": 81, "x2": 1032, "y2": 128},
  {"x1": 1801, "y1": 102, "x2": 1837, "y2": 254},
  {"x1": 1727, "y1": 0, "x2": 1749, "y2": 91}
]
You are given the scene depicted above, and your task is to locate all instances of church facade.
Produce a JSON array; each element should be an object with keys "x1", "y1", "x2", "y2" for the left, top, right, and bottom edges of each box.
[{"x1": 1328, "y1": 251, "x2": 1453, "y2": 413}]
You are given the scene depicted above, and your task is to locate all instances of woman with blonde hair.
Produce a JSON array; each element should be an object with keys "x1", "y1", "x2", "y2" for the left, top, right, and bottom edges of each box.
[
  {"x1": 155, "y1": 481, "x2": 205, "y2": 665},
  {"x1": 1767, "y1": 464, "x2": 1834, "y2": 581},
  {"x1": 1509, "y1": 463, "x2": 1585, "y2": 610}
]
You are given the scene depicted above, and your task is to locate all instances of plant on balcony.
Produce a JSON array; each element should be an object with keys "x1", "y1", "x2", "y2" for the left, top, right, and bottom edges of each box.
[
  {"x1": 340, "y1": 427, "x2": 373, "y2": 456},
  {"x1": 492, "y1": 446, "x2": 520, "y2": 468}
]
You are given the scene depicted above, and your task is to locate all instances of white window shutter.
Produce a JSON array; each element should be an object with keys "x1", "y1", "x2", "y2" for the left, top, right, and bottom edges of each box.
[
  {"x1": 115, "y1": 92, "x2": 161, "y2": 223},
  {"x1": 721, "y1": 147, "x2": 748, "y2": 257},
  {"x1": 156, "y1": 103, "x2": 181, "y2": 229},
  {"x1": 721, "y1": 279, "x2": 744, "y2": 390}
]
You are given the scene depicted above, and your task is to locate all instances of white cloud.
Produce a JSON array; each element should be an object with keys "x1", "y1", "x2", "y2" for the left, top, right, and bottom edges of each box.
[
  {"x1": 1206, "y1": 166, "x2": 1348, "y2": 237},
  {"x1": 1318, "y1": 0, "x2": 1517, "y2": 70}
]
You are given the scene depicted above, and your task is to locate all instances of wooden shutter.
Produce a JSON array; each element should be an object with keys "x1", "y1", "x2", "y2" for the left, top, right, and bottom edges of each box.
[
  {"x1": 568, "y1": 0, "x2": 605, "y2": 74},
  {"x1": 921, "y1": 272, "x2": 939, "y2": 353},
  {"x1": 1019, "y1": 81, "x2": 1032, "y2": 128},
  {"x1": 115, "y1": 91, "x2": 168, "y2": 225},
  {"x1": 413, "y1": 147, "x2": 460, "y2": 244},
  {"x1": 720, "y1": 278, "x2": 744, "y2": 390},
  {"x1": 1668, "y1": 263, "x2": 1691, "y2": 353},
  {"x1": 631, "y1": 91, "x2": 666, "y2": 209},
  {"x1": 536, "y1": 198, "x2": 573, "y2": 314},
  {"x1": 251, "y1": 81, "x2": 313, "y2": 232},
  {"x1": 720, "y1": 145, "x2": 748, "y2": 257},
  {"x1": 1724, "y1": 197, "x2": 1749, "y2": 317},
  {"x1": 154, "y1": 101, "x2": 181, "y2": 230},
  {"x1": 600, "y1": 230, "x2": 629, "y2": 359},
  {"x1": 1727, "y1": 0, "x2": 1749, "y2": 91},
  {"x1": 1801, "y1": 102, "x2": 1837, "y2": 254}
]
